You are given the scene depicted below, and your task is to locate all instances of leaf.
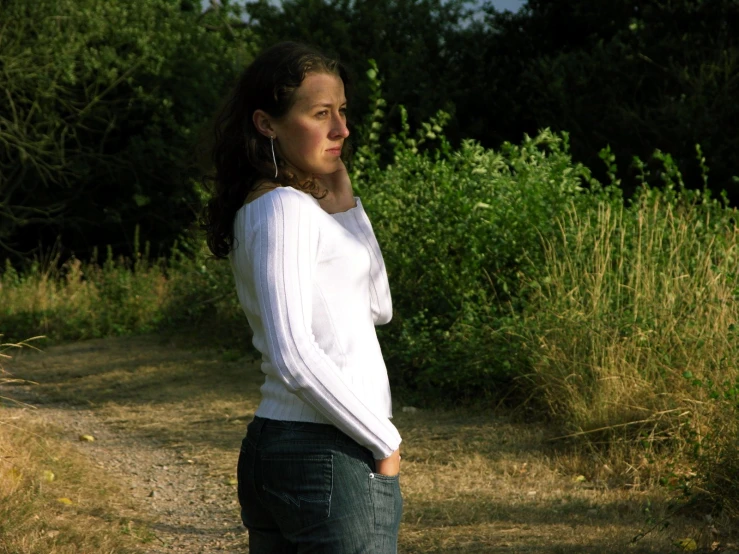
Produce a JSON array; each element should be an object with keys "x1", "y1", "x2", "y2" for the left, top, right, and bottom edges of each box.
[
  {"x1": 133, "y1": 194, "x2": 150, "y2": 207},
  {"x1": 674, "y1": 538, "x2": 697, "y2": 551},
  {"x1": 8, "y1": 468, "x2": 23, "y2": 484},
  {"x1": 43, "y1": 470, "x2": 55, "y2": 483},
  {"x1": 573, "y1": 475, "x2": 587, "y2": 482},
  {"x1": 78, "y1": 434, "x2": 95, "y2": 442},
  {"x1": 56, "y1": 497, "x2": 74, "y2": 505}
]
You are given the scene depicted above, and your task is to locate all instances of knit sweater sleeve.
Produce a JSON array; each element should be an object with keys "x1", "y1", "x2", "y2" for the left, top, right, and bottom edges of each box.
[
  {"x1": 247, "y1": 189, "x2": 401, "y2": 459},
  {"x1": 329, "y1": 197, "x2": 393, "y2": 326}
]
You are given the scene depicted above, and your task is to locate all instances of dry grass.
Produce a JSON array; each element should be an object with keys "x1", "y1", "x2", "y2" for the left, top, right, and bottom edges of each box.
[
  {"x1": 528, "y1": 196, "x2": 739, "y2": 424},
  {"x1": 1, "y1": 337, "x2": 153, "y2": 553},
  {"x1": 1, "y1": 253, "x2": 170, "y2": 344},
  {"x1": 0, "y1": 418, "x2": 157, "y2": 554},
  {"x1": 0, "y1": 238, "x2": 246, "y2": 350},
  {"x1": 7, "y1": 335, "x2": 733, "y2": 552},
  {"x1": 519, "y1": 193, "x2": 739, "y2": 488}
]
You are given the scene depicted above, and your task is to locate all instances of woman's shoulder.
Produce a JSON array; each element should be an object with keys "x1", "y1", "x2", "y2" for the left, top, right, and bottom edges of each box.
[
  {"x1": 243, "y1": 183, "x2": 316, "y2": 206},
  {"x1": 243, "y1": 181, "x2": 281, "y2": 205},
  {"x1": 241, "y1": 185, "x2": 321, "y2": 229}
]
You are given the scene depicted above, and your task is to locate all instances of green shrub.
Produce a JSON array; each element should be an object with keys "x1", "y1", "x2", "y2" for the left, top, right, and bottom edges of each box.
[
  {"x1": 356, "y1": 102, "x2": 604, "y2": 400},
  {"x1": 159, "y1": 239, "x2": 252, "y2": 350}
]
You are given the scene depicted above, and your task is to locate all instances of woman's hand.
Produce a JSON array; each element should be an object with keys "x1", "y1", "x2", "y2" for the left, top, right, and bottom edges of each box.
[
  {"x1": 375, "y1": 448, "x2": 401, "y2": 477},
  {"x1": 315, "y1": 160, "x2": 356, "y2": 214}
]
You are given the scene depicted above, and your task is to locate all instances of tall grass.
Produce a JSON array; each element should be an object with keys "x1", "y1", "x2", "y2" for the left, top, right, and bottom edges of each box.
[
  {"x1": 0, "y1": 230, "x2": 248, "y2": 350},
  {"x1": 518, "y1": 179, "x2": 739, "y2": 515},
  {"x1": 1, "y1": 243, "x2": 167, "y2": 342},
  {"x1": 523, "y1": 190, "x2": 738, "y2": 427}
]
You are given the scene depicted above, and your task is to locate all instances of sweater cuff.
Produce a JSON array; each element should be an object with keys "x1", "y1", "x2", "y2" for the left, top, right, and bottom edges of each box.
[{"x1": 373, "y1": 434, "x2": 402, "y2": 461}]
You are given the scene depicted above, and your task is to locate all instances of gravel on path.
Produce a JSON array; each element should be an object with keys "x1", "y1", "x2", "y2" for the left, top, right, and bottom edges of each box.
[{"x1": 3, "y1": 386, "x2": 249, "y2": 553}]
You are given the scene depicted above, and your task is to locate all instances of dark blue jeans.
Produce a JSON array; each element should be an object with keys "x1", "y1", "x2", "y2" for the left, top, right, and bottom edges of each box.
[{"x1": 237, "y1": 416, "x2": 403, "y2": 553}]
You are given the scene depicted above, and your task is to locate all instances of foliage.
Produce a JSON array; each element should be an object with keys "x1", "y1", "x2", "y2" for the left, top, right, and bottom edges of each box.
[
  {"x1": 246, "y1": 0, "x2": 739, "y2": 205},
  {"x1": 4, "y1": 0, "x2": 739, "y2": 268},
  {"x1": 159, "y1": 238, "x2": 248, "y2": 347},
  {"x1": 0, "y1": 230, "x2": 166, "y2": 342},
  {"x1": 514, "y1": 150, "x2": 739, "y2": 518},
  {"x1": 350, "y1": 66, "x2": 604, "y2": 399},
  {"x1": 0, "y1": 227, "x2": 250, "y2": 354},
  {"x1": 0, "y1": 0, "x2": 255, "y2": 261},
  {"x1": 454, "y1": 0, "x2": 739, "y2": 199}
]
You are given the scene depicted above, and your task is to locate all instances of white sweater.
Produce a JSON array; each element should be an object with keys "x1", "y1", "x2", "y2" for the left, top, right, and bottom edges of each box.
[{"x1": 229, "y1": 185, "x2": 402, "y2": 459}]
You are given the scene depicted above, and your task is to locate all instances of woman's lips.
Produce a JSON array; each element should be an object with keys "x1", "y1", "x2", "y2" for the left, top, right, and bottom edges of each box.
[{"x1": 326, "y1": 147, "x2": 342, "y2": 155}]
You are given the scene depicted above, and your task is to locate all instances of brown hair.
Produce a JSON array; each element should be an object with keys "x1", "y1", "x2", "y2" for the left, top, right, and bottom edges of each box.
[{"x1": 201, "y1": 41, "x2": 351, "y2": 259}]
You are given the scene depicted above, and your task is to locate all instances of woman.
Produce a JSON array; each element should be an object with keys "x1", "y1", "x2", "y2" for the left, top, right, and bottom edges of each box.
[{"x1": 202, "y1": 41, "x2": 403, "y2": 553}]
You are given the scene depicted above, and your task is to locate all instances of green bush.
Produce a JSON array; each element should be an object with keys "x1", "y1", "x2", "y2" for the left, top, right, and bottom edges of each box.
[
  {"x1": 355, "y1": 95, "x2": 604, "y2": 400},
  {"x1": 158, "y1": 239, "x2": 252, "y2": 349}
]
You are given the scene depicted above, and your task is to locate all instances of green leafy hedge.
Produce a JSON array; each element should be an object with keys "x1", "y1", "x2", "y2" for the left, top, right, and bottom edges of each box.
[{"x1": 354, "y1": 100, "x2": 606, "y2": 400}]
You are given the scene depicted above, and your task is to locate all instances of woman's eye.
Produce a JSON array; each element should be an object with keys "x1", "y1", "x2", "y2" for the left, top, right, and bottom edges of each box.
[{"x1": 315, "y1": 108, "x2": 347, "y2": 118}]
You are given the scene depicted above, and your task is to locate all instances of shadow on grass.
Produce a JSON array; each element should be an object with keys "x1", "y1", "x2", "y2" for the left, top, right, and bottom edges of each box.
[{"x1": 8, "y1": 334, "x2": 262, "y2": 407}]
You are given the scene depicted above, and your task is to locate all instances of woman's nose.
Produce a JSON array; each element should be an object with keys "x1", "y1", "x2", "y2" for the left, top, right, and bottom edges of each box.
[{"x1": 331, "y1": 114, "x2": 350, "y2": 138}]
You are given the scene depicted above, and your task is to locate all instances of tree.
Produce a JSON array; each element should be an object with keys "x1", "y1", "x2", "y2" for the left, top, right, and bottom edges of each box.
[
  {"x1": 451, "y1": 0, "x2": 739, "y2": 198},
  {"x1": 0, "y1": 0, "x2": 256, "y2": 261}
]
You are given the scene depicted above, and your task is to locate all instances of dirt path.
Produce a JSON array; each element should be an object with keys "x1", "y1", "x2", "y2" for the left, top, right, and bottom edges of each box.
[
  {"x1": 9, "y1": 401, "x2": 247, "y2": 552},
  {"x1": 4, "y1": 370, "x2": 249, "y2": 552},
  {"x1": 3, "y1": 335, "x2": 731, "y2": 553},
  {"x1": 4, "y1": 336, "x2": 253, "y2": 553}
]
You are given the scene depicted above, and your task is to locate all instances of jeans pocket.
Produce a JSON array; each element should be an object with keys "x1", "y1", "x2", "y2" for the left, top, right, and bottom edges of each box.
[
  {"x1": 369, "y1": 473, "x2": 403, "y2": 552},
  {"x1": 260, "y1": 454, "x2": 333, "y2": 537}
]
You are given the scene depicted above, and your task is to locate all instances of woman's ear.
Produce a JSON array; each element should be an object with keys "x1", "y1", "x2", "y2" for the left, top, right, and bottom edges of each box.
[{"x1": 253, "y1": 109, "x2": 276, "y2": 138}]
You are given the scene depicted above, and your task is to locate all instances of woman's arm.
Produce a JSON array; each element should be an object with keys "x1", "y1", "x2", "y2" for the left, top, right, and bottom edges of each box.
[
  {"x1": 316, "y1": 163, "x2": 393, "y2": 325},
  {"x1": 329, "y1": 198, "x2": 393, "y2": 325},
  {"x1": 246, "y1": 188, "x2": 401, "y2": 459}
]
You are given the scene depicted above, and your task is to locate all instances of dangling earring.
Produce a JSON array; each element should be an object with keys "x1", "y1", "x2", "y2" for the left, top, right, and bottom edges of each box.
[{"x1": 270, "y1": 136, "x2": 278, "y2": 178}]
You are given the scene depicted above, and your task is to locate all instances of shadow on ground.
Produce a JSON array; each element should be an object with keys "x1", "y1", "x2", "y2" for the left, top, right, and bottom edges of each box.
[{"x1": 5, "y1": 335, "x2": 724, "y2": 553}]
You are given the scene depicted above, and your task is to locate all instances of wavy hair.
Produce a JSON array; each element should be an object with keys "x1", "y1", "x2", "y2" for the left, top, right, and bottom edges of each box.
[{"x1": 201, "y1": 41, "x2": 351, "y2": 259}]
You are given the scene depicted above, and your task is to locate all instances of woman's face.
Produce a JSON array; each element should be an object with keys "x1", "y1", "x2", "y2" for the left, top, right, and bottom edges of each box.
[{"x1": 268, "y1": 72, "x2": 350, "y2": 180}]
